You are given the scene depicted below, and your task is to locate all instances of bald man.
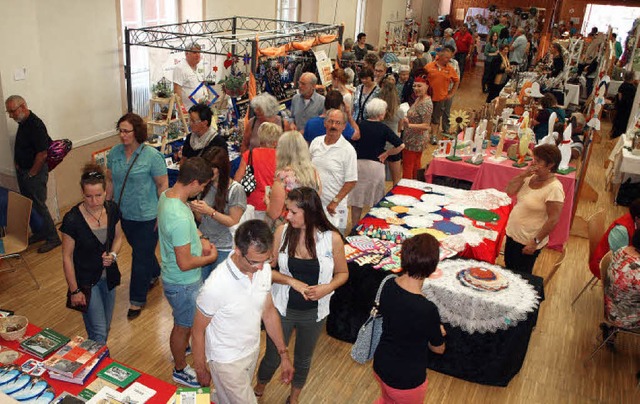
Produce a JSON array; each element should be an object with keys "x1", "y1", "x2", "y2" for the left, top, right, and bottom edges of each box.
[{"x1": 289, "y1": 72, "x2": 325, "y2": 134}]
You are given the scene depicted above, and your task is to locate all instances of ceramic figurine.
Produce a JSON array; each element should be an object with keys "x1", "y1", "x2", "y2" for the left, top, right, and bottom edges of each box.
[
  {"x1": 489, "y1": 126, "x2": 507, "y2": 162},
  {"x1": 558, "y1": 123, "x2": 572, "y2": 171},
  {"x1": 537, "y1": 112, "x2": 558, "y2": 146}
]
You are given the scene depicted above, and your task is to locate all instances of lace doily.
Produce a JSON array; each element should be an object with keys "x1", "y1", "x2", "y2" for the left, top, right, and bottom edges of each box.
[
  {"x1": 420, "y1": 194, "x2": 451, "y2": 206},
  {"x1": 449, "y1": 188, "x2": 512, "y2": 210},
  {"x1": 386, "y1": 194, "x2": 420, "y2": 206},
  {"x1": 404, "y1": 215, "x2": 435, "y2": 228},
  {"x1": 422, "y1": 259, "x2": 540, "y2": 334},
  {"x1": 368, "y1": 207, "x2": 398, "y2": 219}
]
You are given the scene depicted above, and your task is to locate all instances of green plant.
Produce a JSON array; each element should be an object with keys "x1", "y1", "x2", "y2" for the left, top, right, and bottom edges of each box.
[
  {"x1": 220, "y1": 69, "x2": 247, "y2": 92},
  {"x1": 152, "y1": 77, "x2": 173, "y2": 98}
]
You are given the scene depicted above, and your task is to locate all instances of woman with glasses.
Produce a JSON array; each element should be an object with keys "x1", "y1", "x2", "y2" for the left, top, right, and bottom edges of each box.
[
  {"x1": 401, "y1": 75, "x2": 433, "y2": 179},
  {"x1": 180, "y1": 104, "x2": 227, "y2": 162},
  {"x1": 190, "y1": 147, "x2": 246, "y2": 280},
  {"x1": 106, "y1": 113, "x2": 168, "y2": 320},
  {"x1": 352, "y1": 68, "x2": 380, "y2": 123},
  {"x1": 61, "y1": 164, "x2": 123, "y2": 344},
  {"x1": 255, "y1": 187, "x2": 348, "y2": 404}
]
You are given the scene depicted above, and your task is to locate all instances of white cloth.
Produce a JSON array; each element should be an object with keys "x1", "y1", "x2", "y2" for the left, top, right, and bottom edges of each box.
[
  {"x1": 422, "y1": 259, "x2": 541, "y2": 334},
  {"x1": 208, "y1": 348, "x2": 259, "y2": 404},
  {"x1": 309, "y1": 135, "x2": 358, "y2": 210},
  {"x1": 563, "y1": 83, "x2": 580, "y2": 107},
  {"x1": 272, "y1": 225, "x2": 335, "y2": 321},
  {"x1": 172, "y1": 59, "x2": 205, "y2": 108},
  {"x1": 196, "y1": 252, "x2": 272, "y2": 363}
]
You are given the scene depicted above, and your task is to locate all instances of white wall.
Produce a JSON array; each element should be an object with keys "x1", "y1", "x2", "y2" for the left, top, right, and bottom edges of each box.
[
  {"x1": 0, "y1": 0, "x2": 123, "y2": 177},
  {"x1": 205, "y1": 0, "x2": 277, "y2": 19},
  {"x1": 377, "y1": 0, "x2": 408, "y2": 47}
]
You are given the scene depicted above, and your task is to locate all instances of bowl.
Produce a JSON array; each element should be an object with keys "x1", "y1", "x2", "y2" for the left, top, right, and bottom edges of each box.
[{"x1": 0, "y1": 315, "x2": 28, "y2": 341}]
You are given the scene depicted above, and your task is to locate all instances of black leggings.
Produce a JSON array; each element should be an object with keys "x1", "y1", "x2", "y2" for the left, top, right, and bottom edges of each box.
[{"x1": 504, "y1": 236, "x2": 541, "y2": 275}]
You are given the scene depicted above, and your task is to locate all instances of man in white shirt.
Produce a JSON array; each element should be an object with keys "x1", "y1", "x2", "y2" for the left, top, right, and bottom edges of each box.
[
  {"x1": 309, "y1": 109, "x2": 357, "y2": 233},
  {"x1": 173, "y1": 43, "x2": 206, "y2": 109},
  {"x1": 191, "y1": 220, "x2": 293, "y2": 404},
  {"x1": 509, "y1": 28, "x2": 529, "y2": 68}
]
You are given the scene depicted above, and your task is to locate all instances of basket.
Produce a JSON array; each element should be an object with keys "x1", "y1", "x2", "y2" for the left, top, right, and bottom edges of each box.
[{"x1": 0, "y1": 315, "x2": 28, "y2": 341}]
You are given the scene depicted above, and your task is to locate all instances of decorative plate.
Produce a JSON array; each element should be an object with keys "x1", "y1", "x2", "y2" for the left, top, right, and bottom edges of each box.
[{"x1": 464, "y1": 208, "x2": 500, "y2": 222}]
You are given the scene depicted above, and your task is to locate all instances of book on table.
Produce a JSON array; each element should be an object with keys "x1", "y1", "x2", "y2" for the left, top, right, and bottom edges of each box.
[
  {"x1": 96, "y1": 362, "x2": 140, "y2": 388},
  {"x1": 43, "y1": 336, "x2": 107, "y2": 378},
  {"x1": 48, "y1": 349, "x2": 109, "y2": 385},
  {"x1": 19, "y1": 328, "x2": 70, "y2": 359}
]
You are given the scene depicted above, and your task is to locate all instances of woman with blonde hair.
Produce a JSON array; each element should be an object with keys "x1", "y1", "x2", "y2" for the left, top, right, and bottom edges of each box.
[
  {"x1": 234, "y1": 122, "x2": 281, "y2": 220},
  {"x1": 379, "y1": 75, "x2": 406, "y2": 185},
  {"x1": 266, "y1": 131, "x2": 321, "y2": 229}
]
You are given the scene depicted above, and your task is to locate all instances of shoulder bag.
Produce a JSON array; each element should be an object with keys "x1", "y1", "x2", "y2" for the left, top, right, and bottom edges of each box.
[
  {"x1": 240, "y1": 149, "x2": 257, "y2": 194},
  {"x1": 350, "y1": 274, "x2": 397, "y2": 364}
]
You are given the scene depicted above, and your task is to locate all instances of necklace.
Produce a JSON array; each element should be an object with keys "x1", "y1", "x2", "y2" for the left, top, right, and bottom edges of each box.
[{"x1": 83, "y1": 203, "x2": 104, "y2": 226}]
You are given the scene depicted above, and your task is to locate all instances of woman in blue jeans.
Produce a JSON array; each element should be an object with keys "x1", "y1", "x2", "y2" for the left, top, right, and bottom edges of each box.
[
  {"x1": 107, "y1": 113, "x2": 168, "y2": 319},
  {"x1": 61, "y1": 164, "x2": 123, "y2": 344},
  {"x1": 254, "y1": 187, "x2": 348, "y2": 404}
]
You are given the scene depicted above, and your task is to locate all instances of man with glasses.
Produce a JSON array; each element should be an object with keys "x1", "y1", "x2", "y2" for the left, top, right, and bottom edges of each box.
[
  {"x1": 173, "y1": 42, "x2": 206, "y2": 109},
  {"x1": 309, "y1": 109, "x2": 357, "y2": 234},
  {"x1": 5, "y1": 95, "x2": 61, "y2": 253},
  {"x1": 192, "y1": 220, "x2": 293, "y2": 404},
  {"x1": 179, "y1": 104, "x2": 226, "y2": 164},
  {"x1": 157, "y1": 157, "x2": 219, "y2": 387},
  {"x1": 289, "y1": 72, "x2": 325, "y2": 134}
]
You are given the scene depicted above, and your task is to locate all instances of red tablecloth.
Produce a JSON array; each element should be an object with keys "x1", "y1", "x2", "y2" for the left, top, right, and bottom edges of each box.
[
  {"x1": 425, "y1": 154, "x2": 576, "y2": 251},
  {"x1": 2, "y1": 324, "x2": 176, "y2": 402}
]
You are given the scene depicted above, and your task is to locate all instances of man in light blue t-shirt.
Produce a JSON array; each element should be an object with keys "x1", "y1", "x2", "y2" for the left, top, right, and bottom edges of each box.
[{"x1": 158, "y1": 157, "x2": 218, "y2": 388}]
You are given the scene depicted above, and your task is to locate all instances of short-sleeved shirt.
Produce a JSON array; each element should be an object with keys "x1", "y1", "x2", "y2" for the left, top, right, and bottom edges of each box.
[
  {"x1": 303, "y1": 117, "x2": 355, "y2": 142},
  {"x1": 290, "y1": 92, "x2": 325, "y2": 131},
  {"x1": 241, "y1": 148, "x2": 276, "y2": 211},
  {"x1": 309, "y1": 135, "x2": 358, "y2": 208},
  {"x1": 158, "y1": 191, "x2": 202, "y2": 284},
  {"x1": 373, "y1": 279, "x2": 444, "y2": 389},
  {"x1": 352, "y1": 120, "x2": 402, "y2": 161},
  {"x1": 382, "y1": 108, "x2": 406, "y2": 136},
  {"x1": 403, "y1": 97, "x2": 433, "y2": 152},
  {"x1": 506, "y1": 177, "x2": 565, "y2": 247},
  {"x1": 172, "y1": 59, "x2": 206, "y2": 109},
  {"x1": 14, "y1": 111, "x2": 51, "y2": 170},
  {"x1": 107, "y1": 144, "x2": 167, "y2": 221},
  {"x1": 196, "y1": 252, "x2": 272, "y2": 363},
  {"x1": 490, "y1": 24, "x2": 505, "y2": 37},
  {"x1": 509, "y1": 35, "x2": 528, "y2": 65},
  {"x1": 199, "y1": 181, "x2": 247, "y2": 250},
  {"x1": 354, "y1": 44, "x2": 374, "y2": 60},
  {"x1": 453, "y1": 31, "x2": 473, "y2": 53},
  {"x1": 425, "y1": 61, "x2": 459, "y2": 102}
]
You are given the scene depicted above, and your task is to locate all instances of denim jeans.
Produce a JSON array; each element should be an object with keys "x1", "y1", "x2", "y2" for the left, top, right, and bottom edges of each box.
[
  {"x1": 82, "y1": 276, "x2": 116, "y2": 344},
  {"x1": 121, "y1": 218, "x2": 161, "y2": 307},
  {"x1": 201, "y1": 249, "x2": 231, "y2": 282},
  {"x1": 257, "y1": 308, "x2": 325, "y2": 389},
  {"x1": 16, "y1": 166, "x2": 60, "y2": 243},
  {"x1": 162, "y1": 280, "x2": 202, "y2": 328}
]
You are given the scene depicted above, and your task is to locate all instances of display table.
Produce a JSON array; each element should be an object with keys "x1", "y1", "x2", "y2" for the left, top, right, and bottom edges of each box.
[
  {"x1": 608, "y1": 134, "x2": 640, "y2": 197},
  {"x1": 327, "y1": 260, "x2": 544, "y2": 387},
  {"x1": 425, "y1": 153, "x2": 576, "y2": 251},
  {"x1": 1, "y1": 324, "x2": 176, "y2": 401}
]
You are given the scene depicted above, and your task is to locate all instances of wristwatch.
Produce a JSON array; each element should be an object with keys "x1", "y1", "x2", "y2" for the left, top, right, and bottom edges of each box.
[
  {"x1": 332, "y1": 197, "x2": 340, "y2": 203},
  {"x1": 110, "y1": 252, "x2": 118, "y2": 262},
  {"x1": 534, "y1": 237, "x2": 540, "y2": 244}
]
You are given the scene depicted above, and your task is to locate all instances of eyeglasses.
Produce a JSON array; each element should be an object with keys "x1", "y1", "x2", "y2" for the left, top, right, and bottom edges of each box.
[
  {"x1": 189, "y1": 119, "x2": 202, "y2": 124},
  {"x1": 6, "y1": 104, "x2": 24, "y2": 114},
  {"x1": 243, "y1": 254, "x2": 272, "y2": 268},
  {"x1": 117, "y1": 128, "x2": 134, "y2": 134}
]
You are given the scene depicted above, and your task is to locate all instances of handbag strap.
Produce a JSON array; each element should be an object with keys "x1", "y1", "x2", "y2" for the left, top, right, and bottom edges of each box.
[
  {"x1": 247, "y1": 149, "x2": 253, "y2": 166},
  {"x1": 117, "y1": 145, "x2": 144, "y2": 208},
  {"x1": 374, "y1": 274, "x2": 397, "y2": 307}
]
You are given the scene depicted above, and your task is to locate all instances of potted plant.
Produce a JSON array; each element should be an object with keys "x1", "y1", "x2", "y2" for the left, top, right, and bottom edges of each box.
[
  {"x1": 152, "y1": 77, "x2": 173, "y2": 98},
  {"x1": 220, "y1": 68, "x2": 247, "y2": 98}
]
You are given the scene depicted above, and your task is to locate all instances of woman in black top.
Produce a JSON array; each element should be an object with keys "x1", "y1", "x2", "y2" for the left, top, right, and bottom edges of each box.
[
  {"x1": 612, "y1": 70, "x2": 638, "y2": 138},
  {"x1": 60, "y1": 164, "x2": 123, "y2": 344},
  {"x1": 548, "y1": 43, "x2": 565, "y2": 78},
  {"x1": 255, "y1": 187, "x2": 348, "y2": 404},
  {"x1": 373, "y1": 233, "x2": 446, "y2": 403},
  {"x1": 180, "y1": 103, "x2": 227, "y2": 162},
  {"x1": 486, "y1": 44, "x2": 513, "y2": 103}
]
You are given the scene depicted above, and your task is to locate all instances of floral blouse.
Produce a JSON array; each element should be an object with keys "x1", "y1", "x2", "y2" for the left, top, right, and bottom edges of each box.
[
  {"x1": 604, "y1": 247, "x2": 640, "y2": 329},
  {"x1": 402, "y1": 97, "x2": 433, "y2": 152}
]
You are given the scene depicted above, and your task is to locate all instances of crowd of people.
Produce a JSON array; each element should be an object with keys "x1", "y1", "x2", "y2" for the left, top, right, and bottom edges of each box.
[{"x1": 4, "y1": 9, "x2": 640, "y2": 403}]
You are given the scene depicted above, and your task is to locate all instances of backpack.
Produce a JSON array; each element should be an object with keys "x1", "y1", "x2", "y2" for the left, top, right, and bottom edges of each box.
[{"x1": 47, "y1": 139, "x2": 73, "y2": 171}]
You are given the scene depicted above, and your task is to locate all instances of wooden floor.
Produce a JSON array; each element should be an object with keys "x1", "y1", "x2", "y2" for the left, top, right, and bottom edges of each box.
[{"x1": 1, "y1": 64, "x2": 638, "y2": 403}]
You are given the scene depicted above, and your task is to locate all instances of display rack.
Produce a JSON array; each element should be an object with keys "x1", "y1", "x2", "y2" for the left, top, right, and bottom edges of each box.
[
  {"x1": 146, "y1": 94, "x2": 189, "y2": 154},
  {"x1": 385, "y1": 19, "x2": 419, "y2": 49},
  {"x1": 124, "y1": 16, "x2": 344, "y2": 113}
]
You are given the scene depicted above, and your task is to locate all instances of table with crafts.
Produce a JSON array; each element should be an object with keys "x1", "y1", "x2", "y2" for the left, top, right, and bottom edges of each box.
[
  {"x1": 424, "y1": 149, "x2": 576, "y2": 251},
  {"x1": 327, "y1": 180, "x2": 545, "y2": 386},
  {"x1": 0, "y1": 324, "x2": 176, "y2": 402}
]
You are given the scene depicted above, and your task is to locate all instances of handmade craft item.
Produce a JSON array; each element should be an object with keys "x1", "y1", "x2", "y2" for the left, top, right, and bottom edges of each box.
[
  {"x1": 489, "y1": 126, "x2": 507, "y2": 162},
  {"x1": 557, "y1": 123, "x2": 576, "y2": 173},
  {"x1": 537, "y1": 112, "x2": 557, "y2": 146},
  {"x1": 514, "y1": 128, "x2": 532, "y2": 167}
]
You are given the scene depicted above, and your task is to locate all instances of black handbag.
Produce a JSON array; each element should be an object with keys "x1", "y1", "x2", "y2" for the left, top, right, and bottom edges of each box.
[
  {"x1": 616, "y1": 178, "x2": 640, "y2": 206},
  {"x1": 240, "y1": 149, "x2": 257, "y2": 194}
]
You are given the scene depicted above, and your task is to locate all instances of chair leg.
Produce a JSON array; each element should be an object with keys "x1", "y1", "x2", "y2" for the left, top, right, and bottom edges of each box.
[
  {"x1": 571, "y1": 276, "x2": 597, "y2": 307},
  {"x1": 586, "y1": 328, "x2": 619, "y2": 362},
  {"x1": 18, "y1": 255, "x2": 40, "y2": 290}
]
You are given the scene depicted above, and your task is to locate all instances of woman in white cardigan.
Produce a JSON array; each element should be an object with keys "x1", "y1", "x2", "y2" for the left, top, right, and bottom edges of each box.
[{"x1": 254, "y1": 187, "x2": 348, "y2": 404}]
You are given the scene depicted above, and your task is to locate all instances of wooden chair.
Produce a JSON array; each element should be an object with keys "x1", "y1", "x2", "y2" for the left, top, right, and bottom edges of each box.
[
  {"x1": 571, "y1": 209, "x2": 605, "y2": 307},
  {"x1": 544, "y1": 246, "x2": 566, "y2": 287},
  {"x1": 585, "y1": 250, "x2": 640, "y2": 362},
  {"x1": 0, "y1": 191, "x2": 40, "y2": 289}
]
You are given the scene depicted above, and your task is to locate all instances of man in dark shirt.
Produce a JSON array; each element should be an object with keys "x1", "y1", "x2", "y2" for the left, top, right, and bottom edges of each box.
[{"x1": 5, "y1": 95, "x2": 61, "y2": 253}]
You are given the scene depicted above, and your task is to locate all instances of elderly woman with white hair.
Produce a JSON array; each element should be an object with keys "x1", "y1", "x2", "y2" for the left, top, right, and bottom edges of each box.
[
  {"x1": 349, "y1": 98, "x2": 405, "y2": 226},
  {"x1": 241, "y1": 92, "x2": 290, "y2": 152},
  {"x1": 411, "y1": 42, "x2": 432, "y2": 78},
  {"x1": 443, "y1": 28, "x2": 457, "y2": 54}
]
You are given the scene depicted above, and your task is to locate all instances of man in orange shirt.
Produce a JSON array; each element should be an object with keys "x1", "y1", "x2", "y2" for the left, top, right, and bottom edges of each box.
[{"x1": 425, "y1": 47, "x2": 460, "y2": 141}]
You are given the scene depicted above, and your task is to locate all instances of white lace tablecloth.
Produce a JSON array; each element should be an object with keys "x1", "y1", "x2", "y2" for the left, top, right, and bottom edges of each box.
[{"x1": 422, "y1": 259, "x2": 541, "y2": 334}]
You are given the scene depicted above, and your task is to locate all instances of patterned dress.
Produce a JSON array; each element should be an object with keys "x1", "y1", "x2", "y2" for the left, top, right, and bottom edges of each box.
[
  {"x1": 604, "y1": 247, "x2": 640, "y2": 329},
  {"x1": 403, "y1": 97, "x2": 433, "y2": 152}
]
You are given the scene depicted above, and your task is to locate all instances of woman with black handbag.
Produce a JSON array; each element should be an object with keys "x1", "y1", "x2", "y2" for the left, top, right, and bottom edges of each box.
[{"x1": 61, "y1": 164, "x2": 123, "y2": 344}]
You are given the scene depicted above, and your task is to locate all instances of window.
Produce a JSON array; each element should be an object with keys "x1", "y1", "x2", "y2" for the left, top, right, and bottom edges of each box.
[
  {"x1": 278, "y1": 0, "x2": 299, "y2": 21},
  {"x1": 355, "y1": 0, "x2": 367, "y2": 38}
]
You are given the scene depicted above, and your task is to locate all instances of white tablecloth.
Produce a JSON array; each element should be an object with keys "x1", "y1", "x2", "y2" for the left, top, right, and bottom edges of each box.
[{"x1": 608, "y1": 80, "x2": 623, "y2": 97}]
